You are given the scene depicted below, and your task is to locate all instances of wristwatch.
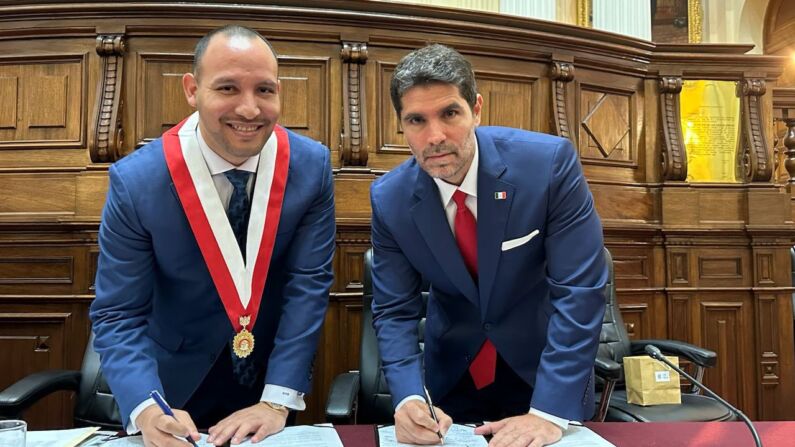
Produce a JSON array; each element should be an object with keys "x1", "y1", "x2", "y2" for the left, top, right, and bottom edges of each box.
[{"x1": 262, "y1": 401, "x2": 289, "y2": 414}]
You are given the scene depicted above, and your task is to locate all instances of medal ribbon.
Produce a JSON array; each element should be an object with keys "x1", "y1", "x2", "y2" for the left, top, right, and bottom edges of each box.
[{"x1": 163, "y1": 113, "x2": 290, "y2": 334}]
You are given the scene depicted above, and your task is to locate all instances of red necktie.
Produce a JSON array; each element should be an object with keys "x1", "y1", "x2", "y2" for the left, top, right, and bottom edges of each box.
[{"x1": 452, "y1": 190, "x2": 496, "y2": 390}]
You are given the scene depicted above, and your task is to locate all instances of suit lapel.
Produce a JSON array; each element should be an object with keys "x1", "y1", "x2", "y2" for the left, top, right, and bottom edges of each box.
[
  {"x1": 410, "y1": 168, "x2": 479, "y2": 306},
  {"x1": 476, "y1": 129, "x2": 514, "y2": 314}
]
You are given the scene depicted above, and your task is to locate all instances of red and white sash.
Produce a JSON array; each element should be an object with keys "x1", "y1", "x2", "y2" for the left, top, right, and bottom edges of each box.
[{"x1": 163, "y1": 112, "x2": 290, "y2": 336}]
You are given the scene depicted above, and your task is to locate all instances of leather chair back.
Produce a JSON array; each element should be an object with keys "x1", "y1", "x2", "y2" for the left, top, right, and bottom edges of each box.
[
  {"x1": 74, "y1": 332, "x2": 123, "y2": 430},
  {"x1": 597, "y1": 248, "x2": 631, "y2": 368},
  {"x1": 358, "y1": 249, "x2": 427, "y2": 424}
]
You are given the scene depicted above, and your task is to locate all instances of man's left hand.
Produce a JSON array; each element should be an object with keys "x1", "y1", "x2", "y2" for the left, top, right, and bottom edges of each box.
[
  {"x1": 206, "y1": 402, "x2": 288, "y2": 445},
  {"x1": 474, "y1": 413, "x2": 563, "y2": 447}
]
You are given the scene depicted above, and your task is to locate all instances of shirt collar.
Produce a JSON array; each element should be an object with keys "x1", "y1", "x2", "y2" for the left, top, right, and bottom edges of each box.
[
  {"x1": 433, "y1": 134, "x2": 479, "y2": 207},
  {"x1": 196, "y1": 126, "x2": 259, "y2": 175}
]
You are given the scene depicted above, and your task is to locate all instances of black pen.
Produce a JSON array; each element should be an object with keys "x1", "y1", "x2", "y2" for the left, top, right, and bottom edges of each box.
[
  {"x1": 423, "y1": 386, "x2": 445, "y2": 444},
  {"x1": 150, "y1": 390, "x2": 199, "y2": 447}
]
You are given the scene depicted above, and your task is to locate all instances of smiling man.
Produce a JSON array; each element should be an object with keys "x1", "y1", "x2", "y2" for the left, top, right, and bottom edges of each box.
[
  {"x1": 370, "y1": 44, "x2": 607, "y2": 447},
  {"x1": 90, "y1": 25, "x2": 335, "y2": 447}
]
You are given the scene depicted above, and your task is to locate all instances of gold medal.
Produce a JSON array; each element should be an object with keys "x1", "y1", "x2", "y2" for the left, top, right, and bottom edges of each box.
[{"x1": 232, "y1": 315, "x2": 255, "y2": 358}]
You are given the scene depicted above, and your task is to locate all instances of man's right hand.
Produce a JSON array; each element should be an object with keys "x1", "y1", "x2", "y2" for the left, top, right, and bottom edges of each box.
[
  {"x1": 137, "y1": 404, "x2": 201, "y2": 447},
  {"x1": 394, "y1": 399, "x2": 453, "y2": 445}
]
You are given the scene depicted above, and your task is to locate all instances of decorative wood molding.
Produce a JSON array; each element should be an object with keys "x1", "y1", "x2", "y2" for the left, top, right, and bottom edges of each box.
[
  {"x1": 757, "y1": 294, "x2": 781, "y2": 387},
  {"x1": 658, "y1": 76, "x2": 687, "y2": 181},
  {"x1": 340, "y1": 42, "x2": 368, "y2": 167},
  {"x1": 688, "y1": 0, "x2": 703, "y2": 44},
  {"x1": 89, "y1": 33, "x2": 126, "y2": 163},
  {"x1": 550, "y1": 60, "x2": 574, "y2": 142},
  {"x1": 737, "y1": 78, "x2": 772, "y2": 182}
]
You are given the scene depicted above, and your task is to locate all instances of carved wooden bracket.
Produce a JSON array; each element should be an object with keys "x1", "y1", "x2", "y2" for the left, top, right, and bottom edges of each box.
[
  {"x1": 340, "y1": 42, "x2": 368, "y2": 166},
  {"x1": 550, "y1": 61, "x2": 574, "y2": 142},
  {"x1": 659, "y1": 76, "x2": 687, "y2": 181},
  {"x1": 737, "y1": 78, "x2": 772, "y2": 182},
  {"x1": 90, "y1": 34, "x2": 126, "y2": 163}
]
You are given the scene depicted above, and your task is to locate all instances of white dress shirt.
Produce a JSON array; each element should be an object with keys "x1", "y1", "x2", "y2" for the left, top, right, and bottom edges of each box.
[
  {"x1": 126, "y1": 128, "x2": 304, "y2": 433},
  {"x1": 395, "y1": 139, "x2": 571, "y2": 431}
]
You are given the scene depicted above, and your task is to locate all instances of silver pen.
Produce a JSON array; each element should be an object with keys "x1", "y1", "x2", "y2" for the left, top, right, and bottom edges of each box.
[{"x1": 423, "y1": 386, "x2": 445, "y2": 444}]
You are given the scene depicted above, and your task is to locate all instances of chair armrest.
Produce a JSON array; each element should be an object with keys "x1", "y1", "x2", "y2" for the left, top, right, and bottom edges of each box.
[
  {"x1": 630, "y1": 339, "x2": 717, "y2": 368},
  {"x1": 0, "y1": 370, "x2": 81, "y2": 418},
  {"x1": 325, "y1": 372, "x2": 360, "y2": 424},
  {"x1": 594, "y1": 356, "x2": 622, "y2": 382}
]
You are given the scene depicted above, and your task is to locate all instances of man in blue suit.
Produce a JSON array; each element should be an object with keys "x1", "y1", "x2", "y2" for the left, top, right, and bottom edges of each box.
[
  {"x1": 370, "y1": 44, "x2": 607, "y2": 446},
  {"x1": 90, "y1": 25, "x2": 334, "y2": 447}
]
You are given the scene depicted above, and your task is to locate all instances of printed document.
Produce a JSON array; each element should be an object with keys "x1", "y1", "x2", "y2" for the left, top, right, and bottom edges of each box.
[
  {"x1": 102, "y1": 425, "x2": 343, "y2": 447},
  {"x1": 377, "y1": 423, "x2": 614, "y2": 447},
  {"x1": 378, "y1": 423, "x2": 487, "y2": 447}
]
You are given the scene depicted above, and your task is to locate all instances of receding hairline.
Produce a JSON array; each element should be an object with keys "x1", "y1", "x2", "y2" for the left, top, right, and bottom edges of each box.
[{"x1": 193, "y1": 26, "x2": 278, "y2": 79}]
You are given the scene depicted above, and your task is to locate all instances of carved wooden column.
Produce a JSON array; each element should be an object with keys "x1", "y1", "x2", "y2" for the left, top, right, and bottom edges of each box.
[
  {"x1": 737, "y1": 78, "x2": 772, "y2": 182},
  {"x1": 340, "y1": 42, "x2": 368, "y2": 166},
  {"x1": 550, "y1": 59, "x2": 574, "y2": 142},
  {"x1": 659, "y1": 76, "x2": 687, "y2": 181},
  {"x1": 90, "y1": 34, "x2": 126, "y2": 163},
  {"x1": 783, "y1": 117, "x2": 795, "y2": 184},
  {"x1": 772, "y1": 88, "x2": 795, "y2": 185}
]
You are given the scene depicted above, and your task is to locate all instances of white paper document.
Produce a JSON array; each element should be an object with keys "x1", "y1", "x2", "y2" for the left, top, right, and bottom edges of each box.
[
  {"x1": 102, "y1": 425, "x2": 343, "y2": 447},
  {"x1": 378, "y1": 423, "x2": 487, "y2": 447},
  {"x1": 553, "y1": 425, "x2": 615, "y2": 446},
  {"x1": 377, "y1": 423, "x2": 613, "y2": 447},
  {"x1": 25, "y1": 427, "x2": 100, "y2": 447}
]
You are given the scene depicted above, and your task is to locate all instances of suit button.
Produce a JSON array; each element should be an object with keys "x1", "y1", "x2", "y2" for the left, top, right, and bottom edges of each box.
[{"x1": 483, "y1": 323, "x2": 492, "y2": 331}]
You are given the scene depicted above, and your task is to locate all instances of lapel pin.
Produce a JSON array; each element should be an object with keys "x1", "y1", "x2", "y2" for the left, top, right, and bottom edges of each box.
[{"x1": 494, "y1": 191, "x2": 507, "y2": 200}]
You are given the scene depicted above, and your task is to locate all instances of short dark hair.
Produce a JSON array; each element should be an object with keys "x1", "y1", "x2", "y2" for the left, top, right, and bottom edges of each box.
[
  {"x1": 390, "y1": 44, "x2": 478, "y2": 118},
  {"x1": 192, "y1": 25, "x2": 278, "y2": 78}
]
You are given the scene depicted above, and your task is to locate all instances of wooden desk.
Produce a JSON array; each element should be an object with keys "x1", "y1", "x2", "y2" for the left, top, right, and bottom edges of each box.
[{"x1": 334, "y1": 421, "x2": 795, "y2": 447}]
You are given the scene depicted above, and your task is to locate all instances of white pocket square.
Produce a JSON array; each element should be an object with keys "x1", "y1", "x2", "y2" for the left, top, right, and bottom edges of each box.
[{"x1": 501, "y1": 229, "x2": 540, "y2": 252}]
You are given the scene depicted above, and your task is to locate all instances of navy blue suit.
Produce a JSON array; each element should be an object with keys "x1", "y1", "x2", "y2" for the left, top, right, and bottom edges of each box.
[
  {"x1": 370, "y1": 126, "x2": 606, "y2": 422},
  {"x1": 90, "y1": 127, "x2": 335, "y2": 427}
]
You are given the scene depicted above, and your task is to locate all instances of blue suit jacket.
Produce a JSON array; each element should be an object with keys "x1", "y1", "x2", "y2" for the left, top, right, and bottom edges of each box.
[
  {"x1": 370, "y1": 127, "x2": 607, "y2": 422},
  {"x1": 90, "y1": 127, "x2": 335, "y2": 426}
]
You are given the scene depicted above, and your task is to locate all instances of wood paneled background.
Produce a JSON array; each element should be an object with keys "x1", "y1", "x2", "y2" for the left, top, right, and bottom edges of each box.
[{"x1": 0, "y1": 0, "x2": 793, "y2": 427}]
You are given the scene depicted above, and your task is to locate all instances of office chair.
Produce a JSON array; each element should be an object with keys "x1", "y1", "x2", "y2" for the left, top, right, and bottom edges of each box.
[
  {"x1": 0, "y1": 332, "x2": 123, "y2": 430},
  {"x1": 593, "y1": 248, "x2": 734, "y2": 422},
  {"x1": 325, "y1": 248, "x2": 428, "y2": 424}
]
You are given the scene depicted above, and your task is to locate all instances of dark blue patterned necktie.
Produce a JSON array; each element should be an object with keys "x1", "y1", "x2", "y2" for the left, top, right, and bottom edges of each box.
[
  {"x1": 224, "y1": 169, "x2": 259, "y2": 387},
  {"x1": 224, "y1": 169, "x2": 252, "y2": 260}
]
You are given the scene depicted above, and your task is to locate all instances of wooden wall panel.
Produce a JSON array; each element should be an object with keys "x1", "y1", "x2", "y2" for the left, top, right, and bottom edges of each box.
[
  {"x1": 0, "y1": 311, "x2": 71, "y2": 428},
  {"x1": 0, "y1": 296, "x2": 92, "y2": 429},
  {"x1": 0, "y1": 76, "x2": 18, "y2": 129},
  {"x1": 477, "y1": 75, "x2": 535, "y2": 129},
  {"x1": 0, "y1": 246, "x2": 90, "y2": 295},
  {"x1": 575, "y1": 70, "x2": 644, "y2": 185},
  {"x1": 698, "y1": 298, "x2": 756, "y2": 418},
  {"x1": 579, "y1": 88, "x2": 633, "y2": 164},
  {"x1": 0, "y1": 174, "x2": 77, "y2": 217},
  {"x1": 0, "y1": 56, "x2": 86, "y2": 149},
  {"x1": 755, "y1": 292, "x2": 795, "y2": 420},
  {"x1": 278, "y1": 58, "x2": 332, "y2": 144},
  {"x1": 136, "y1": 55, "x2": 194, "y2": 145}
]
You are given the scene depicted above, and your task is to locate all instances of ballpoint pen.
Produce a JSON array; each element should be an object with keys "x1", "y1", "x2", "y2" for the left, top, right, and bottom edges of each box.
[
  {"x1": 423, "y1": 386, "x2": 445, "y2": 444},
  {"x1": 150, "y1": 390, "x2": 199, "y2": 447}
]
